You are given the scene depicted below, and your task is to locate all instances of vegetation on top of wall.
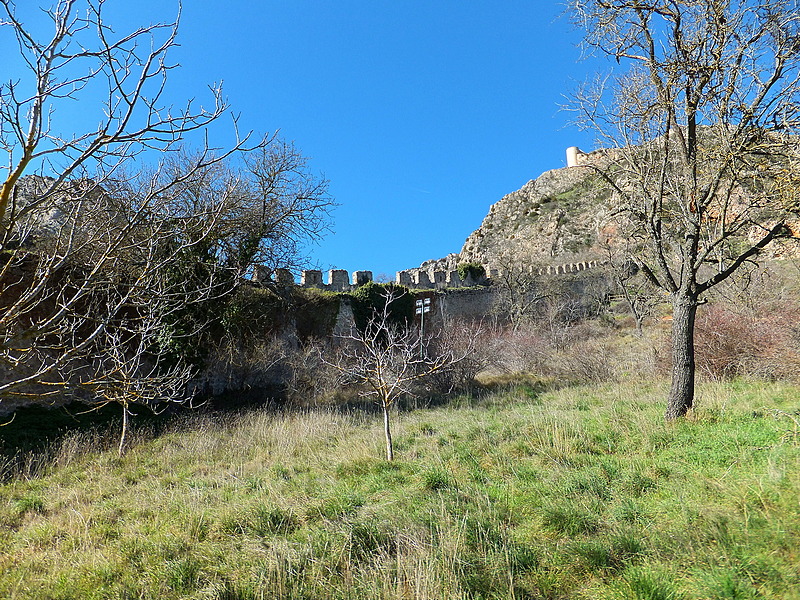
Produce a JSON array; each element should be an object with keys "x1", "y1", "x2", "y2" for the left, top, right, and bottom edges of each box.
[
  {"x1": 457, "y1": 262, "x2": 485, "y2": 282},
  {"x1": 221, "y1": 286, "x2": 288, "y2": 338},
  {"x1": 349, "y1": 281, "x2": 415, "y2": 332},
  {"x1": 156, "y1": 242, "x2": 236, "y2": 371},
  {"x1": 161, "y1": 283, "x2": 342, "y2": 377}
]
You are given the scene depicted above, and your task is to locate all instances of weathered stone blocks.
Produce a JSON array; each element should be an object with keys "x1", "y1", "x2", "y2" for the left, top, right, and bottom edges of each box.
[
  {"x1": 301, "y1": 269, "x2": 323, "y2": 286},
  {"x1": 328, "y1": 269, "x2": 349, "y2": 291},
  {"x1": 257, "y1": 260, "x2": 604, "y2": 291},
  {"x1": 352, "y1": 270, "x2": 373, "y2": 286}
]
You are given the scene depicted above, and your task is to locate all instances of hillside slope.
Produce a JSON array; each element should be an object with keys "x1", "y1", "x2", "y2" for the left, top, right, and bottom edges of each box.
[{"x1": 459, "y1": 160, "x2": 612, "y2": 268}]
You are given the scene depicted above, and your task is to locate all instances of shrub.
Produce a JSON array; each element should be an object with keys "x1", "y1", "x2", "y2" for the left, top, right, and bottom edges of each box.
[
  {"x1": 694, "y1": 305, "x2": 767, "y2": 379},
  {"x1": 478, "y1": 325, "x2": 552, "y2": 375},
  {"x1": 555, "y1": 337, "x2": 618, "y2": 383},
  {"x1": 423, "y1": 319, "x2": 488, "y2": 395},
  {"x1": 349, "y1": 281, "x2": 414, "y2": 331},
  {"x1": 221, "y1": 286, "x2": 287, "y2": 337},
  {"x1": 282, "y1": 338, "x2": 343, "y2": 405},
  {"x1": 291, "y1": 287, "x2": 341, "y2": 340},
  {"x1": 693, "y1": 302, "x2": 800, "y2": 380},
  {"x1": 198, "y1": 334, "x2": 287, "y2": 397},
  {"x1": 457, "y1": 262, "x2": 486, "y2": 282}
]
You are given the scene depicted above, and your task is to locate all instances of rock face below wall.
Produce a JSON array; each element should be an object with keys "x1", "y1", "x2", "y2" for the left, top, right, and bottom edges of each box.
[{"x1": 403, "y1": 159, "x2": 615, "y2": 275}]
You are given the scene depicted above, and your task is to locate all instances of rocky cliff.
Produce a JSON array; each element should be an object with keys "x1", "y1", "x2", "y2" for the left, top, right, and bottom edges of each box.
[
  {"x1": 405, "y1": 154, "x2": 614, "y2": 274},
  {"x1": 459, "y1": 163, "x2": 611, "y2": 268}
]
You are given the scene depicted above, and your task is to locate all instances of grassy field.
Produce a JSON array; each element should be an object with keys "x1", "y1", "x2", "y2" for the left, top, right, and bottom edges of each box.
[{"x1": 1, "y1": 379, "x2": 799, "y2": 599}]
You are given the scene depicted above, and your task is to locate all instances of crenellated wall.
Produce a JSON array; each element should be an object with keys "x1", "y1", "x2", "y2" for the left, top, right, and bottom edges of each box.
[
  {"x1": 395, "y1": 259, "x2": 602, "y2": 290},
  {"x1": 252, "y1": 260, "x2": 604, "y2": 291},
  {"x1": 253, "y1": 267, "x2": 374, "y2": 292}
]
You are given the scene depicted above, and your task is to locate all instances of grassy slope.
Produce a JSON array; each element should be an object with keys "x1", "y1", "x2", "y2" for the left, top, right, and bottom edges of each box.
[{"x1": 1, "y1": 380, "x2": 799, "y2": 600}]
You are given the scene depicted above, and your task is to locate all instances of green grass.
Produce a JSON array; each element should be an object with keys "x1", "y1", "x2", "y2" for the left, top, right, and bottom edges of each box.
[{"x1": 1, "y1": 379, "x2": 800, "y2": 599}]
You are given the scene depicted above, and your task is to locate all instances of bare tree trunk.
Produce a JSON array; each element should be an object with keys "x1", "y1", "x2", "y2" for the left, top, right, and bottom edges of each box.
[
  {"x1": 382, "y1": 400, "x2": 394, "y2": 461},
  {"x1": 634, "y1": 315, "x2": 644, "y2": 337},
  {"x1": 118, "y1": 405, "x2": 129, "y2": 457},
  {"x1": 624, "y1": 294, "x2": 645, "y2": 337},
  {"x1": 666, "y1": 293, "x2": 698, "y2": 420}
]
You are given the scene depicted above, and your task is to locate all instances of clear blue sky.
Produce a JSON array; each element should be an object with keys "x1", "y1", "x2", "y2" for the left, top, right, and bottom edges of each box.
[{"x1": 8, "y1": 1, "x2": 605, "y2": 278}]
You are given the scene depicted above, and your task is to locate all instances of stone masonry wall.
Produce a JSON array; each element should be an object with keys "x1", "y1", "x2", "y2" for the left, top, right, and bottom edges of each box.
[{"x1": 252, "y1": 260, "x2": 603, "y2": 292}]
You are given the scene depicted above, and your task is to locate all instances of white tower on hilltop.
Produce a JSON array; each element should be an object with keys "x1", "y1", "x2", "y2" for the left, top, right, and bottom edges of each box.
[
  {"x1": 566, "y1": 146, "x2": 586, "y2": 167},
  {"x1": 567, "y1": 146, "x2": 580, "y2": 167}
]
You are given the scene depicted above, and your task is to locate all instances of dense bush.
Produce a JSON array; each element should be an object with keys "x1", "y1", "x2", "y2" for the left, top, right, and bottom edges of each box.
[
  {"x1": 290, "y1": 288, "x2": 341, "y2": 341},
  {"x1": 349, "y1": 281, "x2": 414, "y2": 331},
  {"x1": 457, "y1": 262, "x2": 486, "y2": 282},
  {"x1": 694, "y1": 302, "x2": 800, "y2": 381},
  {"x1": 221, "y1": 286, "x2": 287, "y2": 337},
  {"x1": 423, "y1": 319, "x2": 490, "y2": 395}
]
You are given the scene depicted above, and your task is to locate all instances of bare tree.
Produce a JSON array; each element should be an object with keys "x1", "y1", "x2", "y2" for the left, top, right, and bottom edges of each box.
[
  {"x1": 0, "y1": 0, "x2": 228, "y2": 221},
  {"x1": 490, "y1": 250, "x2": 551, "y2": 330},
  {"x1": 568, "y1": 0, "x2": 800, "y2": 418},
  {"x1": 238, "y1": 141, "x2": 333, "y2": 273},
  {"x1": 79, "y1": 313, "x2": 194, "y2": 456},
  {"x1": 327, "y1": 289, "x2": 476, "y2": 461},
  {"x1": 0, "y1": 1, "x2": 332, "y2": 418},
  {"x1": 602, "y1": 241, "x2": 663, "y2": 335}
]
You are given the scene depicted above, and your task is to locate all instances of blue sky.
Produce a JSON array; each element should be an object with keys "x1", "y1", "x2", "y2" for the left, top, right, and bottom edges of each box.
[{"x1": 6, "y1": 1, "x2": 605, "y2": 278}]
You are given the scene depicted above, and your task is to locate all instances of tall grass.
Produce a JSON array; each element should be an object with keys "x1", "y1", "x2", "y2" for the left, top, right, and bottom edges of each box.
[{"x1": 1, "y1": 379, "x2": 799, "y2": 599}]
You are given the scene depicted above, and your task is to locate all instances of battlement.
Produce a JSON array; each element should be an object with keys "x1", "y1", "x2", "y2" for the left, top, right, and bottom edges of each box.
[
  {"x1": 397, "y1": 259, "x2": 602, "y2": 289},
  {"x1": 252, "y1": 260, "x2": 604, "y2": 292},
  {"x1": 253, "y1": 267, "x2": 375, "y2": 292}
]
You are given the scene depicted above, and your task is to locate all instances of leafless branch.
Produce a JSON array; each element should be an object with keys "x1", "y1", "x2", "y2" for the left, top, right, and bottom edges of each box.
[
  {"x1": 323, "y1": 288, "x2": 477, "y2": 460},
  {"x1": 0, "y1": 1, "x2": 333, "y2": 426}
]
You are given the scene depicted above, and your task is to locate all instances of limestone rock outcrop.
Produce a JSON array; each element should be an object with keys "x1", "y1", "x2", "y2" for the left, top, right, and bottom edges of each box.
[{"x1": 458, "y1": 160, "x2": 612, "y2": 270}]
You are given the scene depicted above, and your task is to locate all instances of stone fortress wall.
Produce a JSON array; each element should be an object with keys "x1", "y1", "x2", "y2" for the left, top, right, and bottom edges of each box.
[{"x1": 253, "y1": 259, "x2": 603, "y2": 292}]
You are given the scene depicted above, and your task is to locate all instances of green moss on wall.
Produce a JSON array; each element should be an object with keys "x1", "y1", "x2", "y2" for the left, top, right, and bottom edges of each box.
[
  {"x1": 349, "y1": 281, "x2": 414, "y2": 331},
  {"x1": 291, "y1": 287, "x2": 342, "y2": 339}
]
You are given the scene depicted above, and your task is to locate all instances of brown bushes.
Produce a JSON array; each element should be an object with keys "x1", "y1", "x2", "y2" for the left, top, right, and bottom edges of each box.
[{"x1": 694, "y1": 302, "x2": 800, "y2": 381}]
